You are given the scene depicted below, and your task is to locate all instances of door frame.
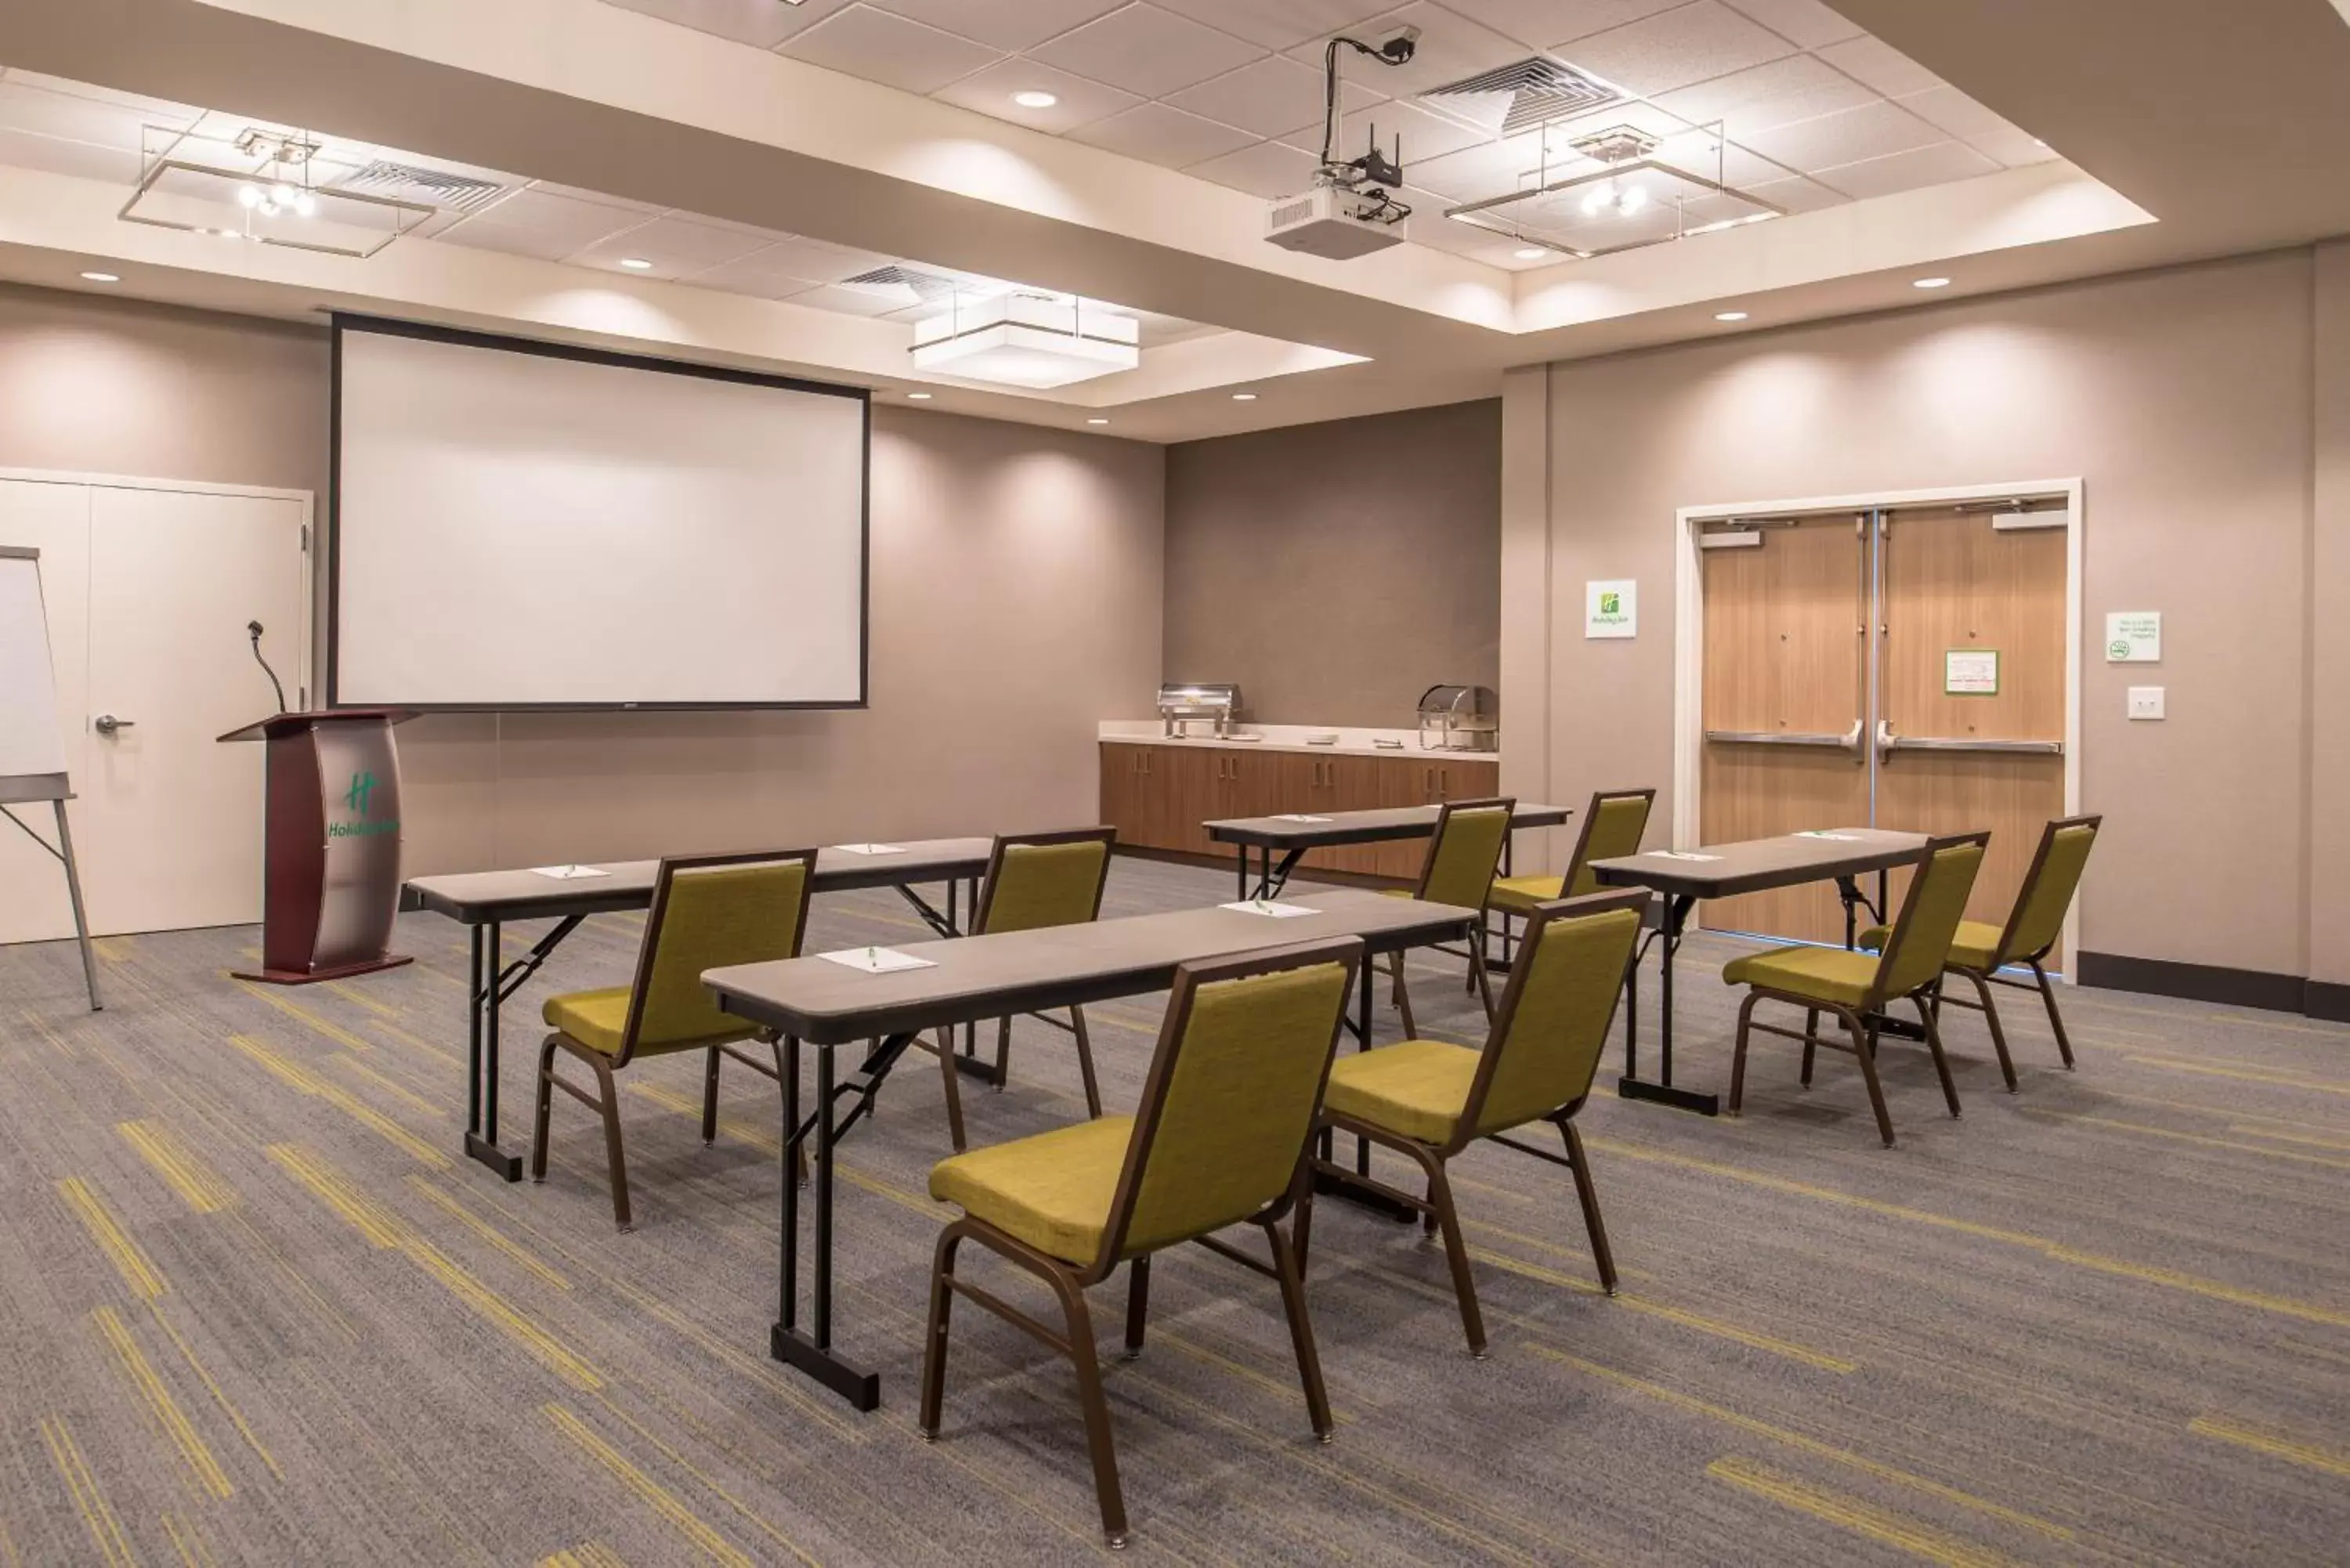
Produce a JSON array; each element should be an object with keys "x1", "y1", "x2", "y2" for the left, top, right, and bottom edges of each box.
[
  {"x1": 1671, "y1": 478, "x2": 2083, "y2": 976},
  {"x1": 0, "y1": 467, "x2": 314, "y2": 708}
]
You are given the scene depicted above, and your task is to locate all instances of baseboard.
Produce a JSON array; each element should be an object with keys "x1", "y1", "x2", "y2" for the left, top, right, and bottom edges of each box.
[
  {"x1": 2076, "y1": 950, "x2": 2316, "y2": 1016},
  {"x1": 2306, "y1": 980, "x2": 2350, "y2": 1024}
]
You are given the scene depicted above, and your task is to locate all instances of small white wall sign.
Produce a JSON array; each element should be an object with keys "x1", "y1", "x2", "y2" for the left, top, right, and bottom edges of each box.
[
  {"x1": 1585, "y1": 579, "x2": 1637, "y2": 639},
  {"x1": 1944, "y1": 649, "x2": 2000, "y2": 695},
  {"x1": 2105, "y1": 611, "x2": 2160, "y2": 663}
]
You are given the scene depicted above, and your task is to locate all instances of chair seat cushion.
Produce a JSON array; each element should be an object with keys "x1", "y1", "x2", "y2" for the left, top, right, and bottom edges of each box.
[
  {"x1": 543, "y1": 987, "x2": 747, "y2": 1057},
  {"x1": 1857, "y1": 919, "x2": 2004, "y2": 971},
  {"x1": 929, "y1": 1116, "x2": 1133, "y2": 1266},
  {"x1": 1721, "y1": 946, "x2": 1881, "y2": 1008},
  {"x1": 1324, "y1": 1039, "x2": 1480, "y2": 1145},
  {"x1": 1488, "y1": 874, "x2": 1566, "y2": 914}
]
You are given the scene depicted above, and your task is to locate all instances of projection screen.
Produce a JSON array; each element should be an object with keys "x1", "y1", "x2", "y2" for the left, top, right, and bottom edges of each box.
[{"x1": 330, "y1": 319, "x2": 868, "y2": 709}]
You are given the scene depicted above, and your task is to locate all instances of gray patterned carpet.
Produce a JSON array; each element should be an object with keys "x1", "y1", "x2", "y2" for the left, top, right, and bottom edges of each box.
[{"x1": 1, "y1": 854, "x2": 2345, "y2": 1567}]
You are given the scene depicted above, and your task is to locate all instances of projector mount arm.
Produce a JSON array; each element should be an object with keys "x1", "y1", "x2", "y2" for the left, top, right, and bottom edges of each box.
[{"x1": 1318, "y1": 29, "x2": 1419, "y2": 193}]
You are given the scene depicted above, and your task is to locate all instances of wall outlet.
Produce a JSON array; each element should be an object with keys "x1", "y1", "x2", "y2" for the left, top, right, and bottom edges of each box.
[{"x1": 2127, "y1": 686, "x2": 2166, "y2": 721}]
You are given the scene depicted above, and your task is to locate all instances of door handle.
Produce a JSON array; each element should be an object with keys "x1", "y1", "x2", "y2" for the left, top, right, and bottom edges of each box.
[
  {"x1": 94, "y1": 714, "x2": 135, "y2": 735},
  {"x1": 1877, "y1": 720, "x2": 2063, "y2": 757}
]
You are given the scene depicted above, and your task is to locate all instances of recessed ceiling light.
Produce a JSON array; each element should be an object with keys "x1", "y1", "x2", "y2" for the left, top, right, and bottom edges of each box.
[
  {"x1": 906, "y1": 391, "x2": 933, "y2": 399},
  {"x1": 1513, "y1": 246, "x2": 1548, "y2": 261},
  {"x1": 1714, "y1": 310, "x2": 1748, "y2": 322},
  {"x1": 1913, "y1": 276, "x2": 1951, "y2": 289},
  {"x1": 80, "y1": 271, "x2": 120, "y2": 283},
  {"x1": 1086, "y1": 417, "x2": 1110, "y2": 425},
  {"x1": 1012, "y1": 90, "x2": 1058, "y2": 109},
  {"x1": 619, "y1": 257, "x2": 654, "y2": 270}
]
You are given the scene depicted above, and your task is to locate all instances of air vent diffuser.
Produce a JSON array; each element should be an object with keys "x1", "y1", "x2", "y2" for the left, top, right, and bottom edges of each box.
[
  {"x1": 335, "y1": 161, "x2": 505, "y2": 212},
  {"x1": 1420, "y1": 57, "x2": 1622, "y2": 135}
]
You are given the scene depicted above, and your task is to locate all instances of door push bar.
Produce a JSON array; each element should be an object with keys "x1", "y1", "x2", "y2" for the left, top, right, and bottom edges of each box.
[
  {"x1": 1875, "y1": 720, "x2": 2063, "y2": 757},
  {"x1": 1703, "y1": 718, "x2": 1865, "y2": 753}
]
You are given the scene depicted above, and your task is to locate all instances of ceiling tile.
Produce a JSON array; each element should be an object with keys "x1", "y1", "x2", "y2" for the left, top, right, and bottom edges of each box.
[
  {"x1": 595, "y1": 0, "x2": 857, "y2": 49},
  {"x1": 1165, "y1": 54, "x2": 1383, "y2": 141},
  {"x1": 1650, "y1": 128, "x2": 1797, "y2": 187},
  {"x1": 1716, "y1": 0, "x2": 1864, "y2": 49},
  {"x1": 1966, "y1": 125, "x2": 2058, "y2": 169},
  {"x1": 1288, "y1": 4, "x2": 1529, "y2": 101},
  {"x1": 1542, "y1": 96, "x2": 1700, "y2": 149},
  {"x1": 524, "y1": 179, "x2": 663, "y2": 215},
  {"x1": 1432, "y1": 0, "x2": 1682, "y2": 50},
  {"x1": 1147, "y1": 0, "x2": 1390, "y2": 52},
  {"x1": 674, "y1": 262, "x2": 822, "y2": 302},
  {"x1": 433, "y1": 188, "x2": 651, "y2": 262},
  {"x1": 0, "y1": 125, "x2": 143, "y2": 184},
  {"x1": 0, "y1": 68, "x2": 203, "y2": 121},
  {"x1": 865, "y1": 0, "x2": 1126, "y2": 51},
  {"x1": 1404, "y1": 131, "x2": 1542, "y2": 200},
  {"x1": 781, "y1": 5, "x2": 1005, "y2": 95},
  {"x1": 1741, "y1": 171, "x2": 1842, "y2": 213},
  {"x1": 1738, "y1": 97, "x2": 1943, "y2": 173},
  {"x1": 1029, "y1": 4, "x2": 1264, "y2": 99},
  {"x1": 1896, "y1": 85, "x2": 2020, "y2": 143},
  {"x1": 1066, "y1": 101, "x2": 1258, "y2": 166},
  {"x1": 696, "y1": 235, "x2": 898, "y2": 290},
  {"x1": 1553, "y1": 0, "x2": 1799, "y2": 97},
  {"x1": 1183, "y1": 137, "x2": 1321, "y2": 197},
  {"x1": 931, "y1": 57, "x2": 1142, "y2": 131},
  {"x1": 1812, "y1": 138, "x2": 1998, "y2": 200},
  {"x1": 784, "y1": 282, "x2": 921, "y2": 317},
  {"x1": 0, "y1": 80, "x2": 187, "y2": 150},
  {"x1": 1291, "y1": 94, "x2": 1494, "y2": 166},
  {"x1": 1816, "y1": 34, "x2": 1943, "y2": 98},
  {"x1": 569, "y1": 215, "x2": 774, "y2": 277},
  {"x1": 1654, "y1": 52, "x2": 1875, "y2": 136}
]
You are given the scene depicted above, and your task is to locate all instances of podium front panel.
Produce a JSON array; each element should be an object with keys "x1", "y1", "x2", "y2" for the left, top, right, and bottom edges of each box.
[{"x1": 312, "y1": 721, "x2": 403, "y2": 970}]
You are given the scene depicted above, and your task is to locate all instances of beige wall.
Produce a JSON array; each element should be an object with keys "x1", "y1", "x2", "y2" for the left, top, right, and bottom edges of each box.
[
  {"x1": 1504, "y1": 248, "x2": 2344, "y2": 984},
  {"x1": 1163, "y1": 399, "x2": 1499, "y2": 729},
  {"x1": 0, "y1": 283, "x2": 1166, "y2": 875}
]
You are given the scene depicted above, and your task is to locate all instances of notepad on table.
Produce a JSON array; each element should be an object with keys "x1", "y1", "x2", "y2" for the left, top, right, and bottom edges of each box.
[
  {"x1": 1647, "y1": 851, "x2": 1723, "y2": 862},
  {"x1": 1221, "y1": 900, "x2": 1319, "y2": 918},
  {"x1": 530, "y1": 865, "x2": 610, "y2": 880},
  {"x1": 833, "y1": 843, "x2": 906, "y2": 855},
  {"x1": 1794, "y1": 831, "x2": 1862, "y2": 841},
  {"x1": 1270, "y1": 814, "x2": 1333, "y2": 823},
  {"x1": 819, "y1": 946, "x2": 936, "y2": 974}
]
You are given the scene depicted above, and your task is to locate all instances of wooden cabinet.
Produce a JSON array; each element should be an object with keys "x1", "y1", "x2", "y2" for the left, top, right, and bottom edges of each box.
[{"x1": 1098, "y1": 742, "x2": 1499, "y2": 880}]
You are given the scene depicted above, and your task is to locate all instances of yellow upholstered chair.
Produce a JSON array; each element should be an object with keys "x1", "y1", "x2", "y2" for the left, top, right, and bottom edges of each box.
[
  {"x1": 1488, "y1": 787, "x2": 1654, "y2": 944},
  {"x1": 1381, "y1": 797, "x2": 1514, "y2": 1031},
  {"x1": 1302, "y1": 891, "x2": 1646, "y2": 1358},
  {"x1": 1859, "y1": 815, "x2": 2101, "y2": 1089},
  {"x1": 919, "y1": 938, "x2": 1362, "y2": 1549},
  {"x1": 532, "y1": 848, "x2": 816, "y2": 1230},
  {"x1": 926, "y1": 826, "x2": 1116, "y2": 1153},
  {"x1": 1722, "y1": 832, "x2": 1988, "y2": 1147}
]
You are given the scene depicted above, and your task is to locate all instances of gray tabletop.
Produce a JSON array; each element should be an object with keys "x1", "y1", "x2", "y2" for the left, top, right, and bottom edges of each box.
[
  {"x1": 1590, "y1": 827, "x2": 1932, "y2": 899},
  {"x1": 405, "y1": 836, "x2": 996, "y2": 924},
  {"x1": 1204, "y1": 801, "x2": 1572, "y2": 849},
  {"x1": 707, "y1": 887, "x2": 1475, "y2": 1046}
]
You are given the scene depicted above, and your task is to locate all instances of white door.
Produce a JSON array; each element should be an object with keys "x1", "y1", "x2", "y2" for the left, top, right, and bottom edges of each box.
[
  {"x1": 16, "y1": 484, "x2": 309, "y2": 938},
  {"x1": 0, "y1": 481, "x2": 92, "y2": 945}
]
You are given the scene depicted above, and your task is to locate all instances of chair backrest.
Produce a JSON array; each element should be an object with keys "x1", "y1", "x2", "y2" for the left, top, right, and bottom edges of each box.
[
  {"x1": 1871, "y1": 833, "x2": 1990, "y2": 1003},
  {"x1": 1994, "y1": 815, "x2": 2100, "y2": 963},
  {"x1": 1457, "y1": 891, "x2": 1646, "y2": 1143},
  {"x1": 1413, "y1": 797, "x2": 1515, "y2": 910},
  {"x1": 1562, "y1": 788, "x2": 1656, "y2": 897},
  {"x1": 975, "y1": 826, "x2": 1116, "y2": 936},
  {"x1": 620, "y1": 848, "x2": 819, "y2": 1064},
  {"x1": 1099, "y1": 939, "x2": 1361, "y2": 1269}
]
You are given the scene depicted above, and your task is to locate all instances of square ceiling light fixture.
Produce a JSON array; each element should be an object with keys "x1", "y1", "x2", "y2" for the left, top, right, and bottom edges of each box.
[
  {"x1": 121, "y1": 128, "x2": 436, "y2": 258},
  {"x1": 1446, "y1": 125, "x2": 1782, "y2": 261},
  {"x1": 911, "y1": 293, "x2": 1140, "y2": 389}
]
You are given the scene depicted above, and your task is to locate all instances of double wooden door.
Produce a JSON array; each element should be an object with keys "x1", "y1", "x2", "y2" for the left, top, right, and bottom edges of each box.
[{"x1": 1697, "y1": 503, "x2": 2066, "y2": 945}]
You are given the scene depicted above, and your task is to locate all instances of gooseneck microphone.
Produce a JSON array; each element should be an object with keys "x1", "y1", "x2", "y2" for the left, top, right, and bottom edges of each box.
[{"x1": 248, "y1": 620, "x2": 289, "y2": 714}]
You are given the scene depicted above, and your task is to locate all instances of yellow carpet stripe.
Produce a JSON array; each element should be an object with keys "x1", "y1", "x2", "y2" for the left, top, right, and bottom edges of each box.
[
  {"x1": 159, "y1": 1512, "x2": 215, "y2": 1568},
  {"x1": 116, "y1": 1122, "x2": 236, "y2": 1214},
  {"x1": 1586, "y1": 1135, "x2": 2350, "y2": 1329},
  {"x1": 2228, "y1": 1124, "x2": 2350, "y2": 1153},
  {"x1": 40, "y1": 1414, "x2": 140, "y2": 1568},
  {"x1": 2124, "y1": 1055, "x2": 2350, "y2": 1096},
  {"x1": 1466, "y1": 1246, "x2": 1857, "y2": 1373},
  {"x1": 237, "y1": 983, "x2": 374, "y2": 1051},
  {"x1": 57, "y1": 1177, "x2": 167, "y2": 1300},
  {"x1": 19, "y1": 1006, "x2": 74, "y2": 1057},
  {"x1": 589, "y1": 1396, "x2": 823, "y2": 1568},
  {"x1": 90, "y1": 1307, "x2": 234, "y2": 1499},
  {"x1": 543, "y1": 1404, "x2": 753, "y2": 1568},
  {"x1": 537, "y1": 1545, "x2": 628, "y2": 1568},
  {"x1": 404, "y1": 1178, "x2": 572, "y2": 1290},
  {"x1": 1524, "y1": 1346, "x2": 2070, "y2": 1539},
  {"x1": 229, "y1": 1036, "x2": 448, "y2": 1168},
  {"x1": 269, "y1": 1145, "x2": 602, "y2": 1389},
  {"x1": 2189, "y1": 1414, "x2": 2350, "y2": 1479},
  {"x1": 1706, "y1": 1455, "x2": 2023, "y2": 1568},
  {"x1": 325, "y1": 1054, "x2": 443, "y2": 1118},
  {"x1": 323, "y1": 979, "x2": 401, "y2": 1017},
  {"x1": 2023, "y1": 1110, "x2": 2350, "y2": 1171},
  {"x1": 627, "y1": 1080, "x2": 946, "y2": 1219},
  {"x1": 146, "y1": 1302, "x2": 281, "y2": 1479}
]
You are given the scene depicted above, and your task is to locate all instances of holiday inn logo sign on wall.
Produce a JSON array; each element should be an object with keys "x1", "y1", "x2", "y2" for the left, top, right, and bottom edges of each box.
[{"x1": 330, "y1": 769, "x2": 398, "y2": 839}]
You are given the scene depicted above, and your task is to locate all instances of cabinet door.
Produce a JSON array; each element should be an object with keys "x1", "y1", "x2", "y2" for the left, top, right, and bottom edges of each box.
[
  {"x1": 1227, "y1": 750, "x2": 1283, "y2": 822},
  {"x1": 1280, "y1": 754, "x2": 1346, "y2": 872},
  {"x1": 1100, "y1": 744, "x2": 1145, "y2": 844},
  {"x1": 1163, "y1": 746, "x2": 1227, "y2": 856}
]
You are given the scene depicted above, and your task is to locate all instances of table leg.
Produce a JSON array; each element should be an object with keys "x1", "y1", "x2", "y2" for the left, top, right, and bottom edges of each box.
[
  {"x1": 1314, "y1": 950, "x2": 1416, "y2": 1223},
  {"x1": 772, "y1": 1037, "x2": 881, "y2": 1411},
  {"x1": 464, "y1": 919, "x2": 524, "y2": 1180},
  {"x1": 1618, "y1": 894, "x2": 1718, "y2": 1115}
]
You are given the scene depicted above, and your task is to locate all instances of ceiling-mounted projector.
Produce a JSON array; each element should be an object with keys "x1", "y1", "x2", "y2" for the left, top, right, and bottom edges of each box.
[{"x1": 1266, "y1": 27, "x2": 1418, "y2": 260}]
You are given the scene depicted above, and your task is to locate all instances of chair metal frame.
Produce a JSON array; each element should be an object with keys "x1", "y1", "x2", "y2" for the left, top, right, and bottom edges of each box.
[
  {"x1": 1388, "y1": 796, "x2": 1515, "y2": 1034},
  {"x1": 531, "y1": 847, "x2": 818, "y2": 1230},
  {"x1": 1303, "y1": 891, "x2": 1648, "y2": 1358},
  {"x1": 918, "y1": 938, "x2": 1363, "y2": 1549},
  {"x1": 1730, "y1": 831, "x2": 1990, "y2": 1147},
  {"x1": 1491, "y1": 786, "x2": 1657, "y2": 963},
  {"x1": 1924, "y1": 815, "x2": 2102, "y2": 1087}
]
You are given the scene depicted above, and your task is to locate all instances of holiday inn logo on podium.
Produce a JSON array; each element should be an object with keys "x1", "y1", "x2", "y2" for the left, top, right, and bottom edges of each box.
[{"x1": 330, "y1": 768, "x2": 398, "y2": 840}]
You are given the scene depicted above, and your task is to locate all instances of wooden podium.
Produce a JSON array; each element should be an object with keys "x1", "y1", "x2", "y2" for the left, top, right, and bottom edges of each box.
[{"x1": 218, "y1": 709, "x2": 418, "y2": 985}]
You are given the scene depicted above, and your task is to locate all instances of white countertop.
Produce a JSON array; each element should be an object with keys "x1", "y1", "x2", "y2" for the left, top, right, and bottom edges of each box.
[{"x1": 1097, "y1": 720, "x2": 1495, "y2": 761}]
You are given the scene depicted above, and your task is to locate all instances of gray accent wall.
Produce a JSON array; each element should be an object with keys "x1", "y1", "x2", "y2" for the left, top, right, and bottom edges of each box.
[{"x1": 1162, "y1": 399, "x2": 1501, "y2": 730}]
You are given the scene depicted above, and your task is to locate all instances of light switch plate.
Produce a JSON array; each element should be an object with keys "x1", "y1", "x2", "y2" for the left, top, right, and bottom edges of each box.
[{"x1": 2127, "y1": 686, "x2": 2165, "y2": 721}]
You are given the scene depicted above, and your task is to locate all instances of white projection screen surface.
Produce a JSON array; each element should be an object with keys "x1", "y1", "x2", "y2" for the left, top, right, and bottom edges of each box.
[{"x1": 331, "y1": 323, "x2": 868, "y2": 708}]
